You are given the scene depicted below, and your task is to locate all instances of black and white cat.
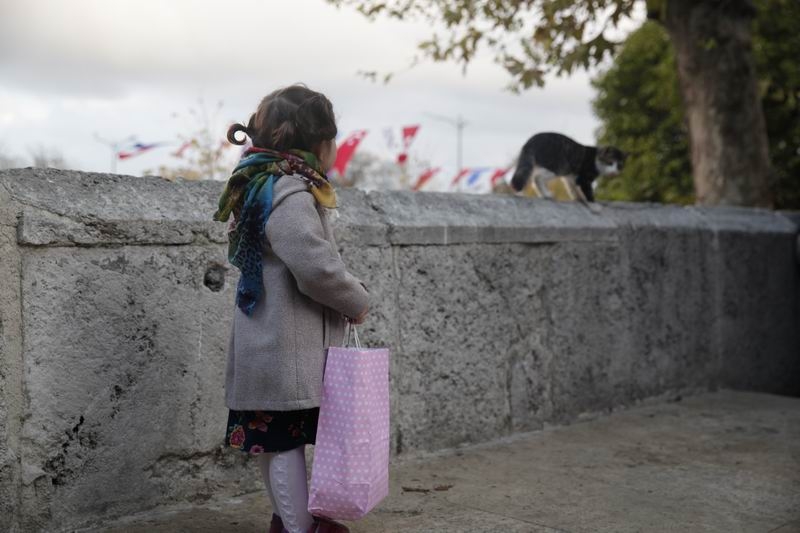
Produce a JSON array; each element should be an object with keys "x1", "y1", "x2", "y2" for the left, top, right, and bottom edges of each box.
[{"x1": 510, "y1": 132, "x2": 627, "y2": 203}]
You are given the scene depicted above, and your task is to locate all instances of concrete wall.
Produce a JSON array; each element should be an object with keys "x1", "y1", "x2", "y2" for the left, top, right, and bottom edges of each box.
[{"x1": 1, "y1": 168, "x2": 798, "y2": 532}]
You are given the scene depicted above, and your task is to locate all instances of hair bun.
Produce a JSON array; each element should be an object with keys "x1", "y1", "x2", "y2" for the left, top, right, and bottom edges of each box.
[
  {"x1": 295, "y1": 95, "x2": 337, "y2": 141},
  {"x1": 227, "y1": 122, "x2": 249, "y2": 146},
  {"x1": 235, "y1": 85, "x2": 337, "y2": 152}
]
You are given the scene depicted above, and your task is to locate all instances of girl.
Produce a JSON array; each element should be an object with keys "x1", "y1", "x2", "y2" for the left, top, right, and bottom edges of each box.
[{"x1": 214, "y1": 85, "x2": 370, "y2": 533}]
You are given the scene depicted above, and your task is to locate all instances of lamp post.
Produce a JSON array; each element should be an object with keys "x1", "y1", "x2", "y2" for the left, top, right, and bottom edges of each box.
[
  {"x1": 94, "y1": 133, "x2": 134, "y2": 174},
  {"x1": 424, "y1": 112, "x2": 468, "y2": 171}
]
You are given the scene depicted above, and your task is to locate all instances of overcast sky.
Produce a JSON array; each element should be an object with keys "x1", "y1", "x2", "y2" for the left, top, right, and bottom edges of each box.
[{"x1": 0, "y1": 0, "x2": 644, "y2": 191}]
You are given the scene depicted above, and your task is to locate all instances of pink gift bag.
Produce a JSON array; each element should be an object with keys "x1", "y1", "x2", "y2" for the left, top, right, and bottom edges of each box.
[{"x1": 308, "y1": 325, "x2": 391, "y2": 521}]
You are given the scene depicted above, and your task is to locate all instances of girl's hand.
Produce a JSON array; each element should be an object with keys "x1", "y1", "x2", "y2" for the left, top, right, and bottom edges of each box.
[{"x1": 350, "y1": 307, "x2": 369, "y2": 325}]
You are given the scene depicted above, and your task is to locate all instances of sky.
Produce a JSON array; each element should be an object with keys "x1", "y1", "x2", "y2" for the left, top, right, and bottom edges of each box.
[{"x1": 0, "y1": 0, "x2": 644, "y2": 192}]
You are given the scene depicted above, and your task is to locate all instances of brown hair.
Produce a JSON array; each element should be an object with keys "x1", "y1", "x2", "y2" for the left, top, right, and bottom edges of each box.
[{"x1": 227, "y1": 84, "x2": 337, "y2": 152}]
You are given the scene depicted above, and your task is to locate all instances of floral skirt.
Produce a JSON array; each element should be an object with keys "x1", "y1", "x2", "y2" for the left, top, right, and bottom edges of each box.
[{"x1": 225, "y1": 407, "x2": 319, "y2": 454}]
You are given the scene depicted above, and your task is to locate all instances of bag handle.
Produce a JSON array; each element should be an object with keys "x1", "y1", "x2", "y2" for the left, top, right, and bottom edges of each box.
[{"x1": 345, "y1": 321, "x2": 362, "y2": 349}]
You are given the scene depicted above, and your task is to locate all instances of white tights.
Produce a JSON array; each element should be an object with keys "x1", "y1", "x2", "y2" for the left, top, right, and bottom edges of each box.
[{"x1": 257, "y1": 445, "x2": 315, "y2": 533}]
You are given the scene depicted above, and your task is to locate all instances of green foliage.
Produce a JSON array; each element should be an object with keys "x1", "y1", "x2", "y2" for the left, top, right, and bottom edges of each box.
[
  {"x1": 335, "y1": 0, "x2": 798, "y2": 206},
  {"x1": 328, "y1": 0, "x2": 639, "y2": 91},
  {"x1": 593, "y1": 3, "x2": 800, "y2": 209},
  {"x1": 754, "y1": 0, "x2": 800, "y2": 210},
  {"x1": 591, "y1": 21, "x2": 693, "y2": 204}
]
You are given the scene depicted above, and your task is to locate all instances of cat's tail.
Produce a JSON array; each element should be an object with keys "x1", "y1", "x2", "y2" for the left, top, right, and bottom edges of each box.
[{"x1": 510, "y1": 150, "x2": 534, "y2": 192}]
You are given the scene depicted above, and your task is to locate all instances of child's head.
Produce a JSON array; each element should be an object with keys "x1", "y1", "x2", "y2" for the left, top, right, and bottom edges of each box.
[{"x1": 228, "y1": 84, "x2": 338, "y2": 171}]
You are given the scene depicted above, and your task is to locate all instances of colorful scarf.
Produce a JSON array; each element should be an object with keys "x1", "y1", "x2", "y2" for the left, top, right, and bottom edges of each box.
[{"x1": 213, "y1": 147, "x2": 337, "y2": 316}]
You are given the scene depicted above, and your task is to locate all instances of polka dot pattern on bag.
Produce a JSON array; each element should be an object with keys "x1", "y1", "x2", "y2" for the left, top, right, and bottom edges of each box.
[{"x1": 307, "y1": 342, "x2": 391, "y2": 521}]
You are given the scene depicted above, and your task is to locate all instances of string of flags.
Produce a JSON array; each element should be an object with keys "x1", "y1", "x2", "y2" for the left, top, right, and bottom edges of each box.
[
  {"x1": 442, "y1": 166, "x2": 510, "y2": 193},
  {"x1": 114, "y1": 138, "x2": 232, "y2": 161},
  {"x1": 116, "y1": 141, "x2": 168, "y2": 160},
  {"x1": 171, "y1": 140, "x2": 194, "y2": 158},
  {"x1": 450, "y1": 166, "x2": 511, "y2": 188},
  {"x1": 330, "y1": 130, "x2": 368, "y2": 179},
  {"x1": 332, "y1": 123, "x2": 510, "y2": 193},
  {"x1": 111, "y1": 123, "x2": 511, "y2": 193},
  {"x1": 412, "y1": 167, "x2": 440, "y2": 191}
]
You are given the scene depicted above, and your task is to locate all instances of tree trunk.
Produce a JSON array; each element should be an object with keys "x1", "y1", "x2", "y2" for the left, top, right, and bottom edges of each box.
[{"x1": 662, "y1": 0, "x2": 773, "y2": 207}]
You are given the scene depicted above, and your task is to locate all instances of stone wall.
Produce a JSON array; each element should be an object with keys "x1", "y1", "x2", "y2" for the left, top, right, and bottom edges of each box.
[{"x1": 1, "y1": 168, "x2": 798, "y2": 532}]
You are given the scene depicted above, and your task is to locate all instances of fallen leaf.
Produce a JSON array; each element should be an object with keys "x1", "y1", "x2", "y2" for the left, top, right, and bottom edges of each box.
[{"x1": 401, "y1": 486, "x2": 431, "y2": 493}]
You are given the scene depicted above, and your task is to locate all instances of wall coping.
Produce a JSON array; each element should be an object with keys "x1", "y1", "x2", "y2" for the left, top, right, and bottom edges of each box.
[{"x1": 1, "y1": 168, "x2": 796, "y2": 248}]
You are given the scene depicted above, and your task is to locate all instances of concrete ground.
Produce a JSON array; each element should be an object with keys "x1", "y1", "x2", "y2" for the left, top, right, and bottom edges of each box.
[{"x1": 76, "y1": 390, "x2": 799, "y2": 533}]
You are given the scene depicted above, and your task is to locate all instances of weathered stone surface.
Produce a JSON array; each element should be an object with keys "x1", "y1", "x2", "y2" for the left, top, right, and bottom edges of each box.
[
  {"x1": 0, "y1": 210, "x2": 24, "y2": 532},
  {"x1": 367, "y1": 190, "x2": 619, "y2": 245},
  {"x1": 3, "y1": 168, "x2": 227, "y2": 246},
  {"x1": 332, "y1": 188, "x2": 388, "y2": 247},
  {"x1": 13, "y1": 246, "x2": 258, "y2": 531},
  {"x1": 604, "y1": 205, "x2": 721, "y2": 402},
  {"x1": 0, "y1": 168, "x2": 798, "y2": 532},
  {"x1": 79, "y1": 390, "x2": 800, "y2": 533}
]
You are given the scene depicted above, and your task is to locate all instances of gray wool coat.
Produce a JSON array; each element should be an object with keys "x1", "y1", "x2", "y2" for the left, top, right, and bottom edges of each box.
[{"x1": 224, "y1": 174, "x2": 370, "y2": 411}]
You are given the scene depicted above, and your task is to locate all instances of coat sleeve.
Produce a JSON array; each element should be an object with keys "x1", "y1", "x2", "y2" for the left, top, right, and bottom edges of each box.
[{"x1": 265, "y1": 190, "x2": 370, "y2": 319}]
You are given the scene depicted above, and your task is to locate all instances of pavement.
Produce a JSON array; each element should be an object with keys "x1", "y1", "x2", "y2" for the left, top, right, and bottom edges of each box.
[{"x1": 76, "y1": 390, "x2": 800, "y2": 533}]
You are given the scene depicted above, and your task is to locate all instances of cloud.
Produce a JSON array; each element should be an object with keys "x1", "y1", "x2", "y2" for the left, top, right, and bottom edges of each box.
[
  {"x1": 0, "y1": 0, "x2": 434, "y2": 97},
  {"x1": 0, "y1": 0, "x2": 635, "y2": 177}
]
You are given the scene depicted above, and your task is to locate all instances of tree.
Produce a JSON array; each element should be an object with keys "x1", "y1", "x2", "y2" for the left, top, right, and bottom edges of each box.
[
  {"x1": 593, "y1": 0, "x2": 800, "y2": 209},
  {"x1": 148, "y1": 136, "x2": 233, "y2": 181},
  {"x1": 329, "y1": 0, "x2": 774, "y2": 207},
  {"x1": 0, "y1": 144, "x2": 24, "y2": 170},
  {"x1": 591, "y1": 21, "x2": 693, "y2": 204},
  {"x1": 655, "y1": 0, "x2": 771, "y2": 207},
  {"x1": 0, "y1": 144, "x2": 69, "y2": 170},
  {"x1": 336, "y1": 151, "x2": 393, "y2": 189},
  {"x1": 337, "y1": 150, "x2": 433, "y2": 190},
  {"x1": 146, "y1": 98, "x2": 236, "y2": 181},
  {"x1": 28, "y1": 145, "x2": 69, "y2": 169},
  {"x1": 753, "y1": 0, "x2": 800, "y2": 209}
]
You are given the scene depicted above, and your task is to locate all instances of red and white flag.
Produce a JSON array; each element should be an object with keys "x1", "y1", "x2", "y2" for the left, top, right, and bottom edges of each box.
[
  {"x1": 171, "y1": 140, "x2": 193, "y2": 158},
  {"x1": 396, "y1": 125, "x2": 420, "y2": 165},
  {"x1": 331, "y1": 130, "x2": 368, "y2": 178},
  {"x1": 401, "y1": 125, "x2": 420, "y2": 148},
  {"x1": 412, "y1": 167, "x2": 440, "y2": 191},
  {"x1": 117, "y1": 141, "x2": 166, "y2": 160},
  {"x1": 490, "y1": 167, "x2": 511, "y2": 186},
  {"x1": 450, "y1": 168, "x2": 470, "y2": 187}
]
